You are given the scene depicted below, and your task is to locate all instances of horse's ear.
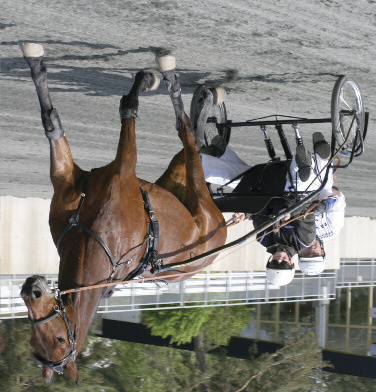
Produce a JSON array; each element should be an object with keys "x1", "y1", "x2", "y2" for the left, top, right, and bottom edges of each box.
[
  {"x1": 42, "y1": 366, "x2": 54, "y2": 385},
  {"x1": 65, "y1": 359, "x2": 79, "y2": 387}
]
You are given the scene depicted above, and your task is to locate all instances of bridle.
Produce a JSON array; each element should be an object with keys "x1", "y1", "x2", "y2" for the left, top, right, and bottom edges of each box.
[{"x1": 29, "y1": 290, "x2": 77, "y2": 374}]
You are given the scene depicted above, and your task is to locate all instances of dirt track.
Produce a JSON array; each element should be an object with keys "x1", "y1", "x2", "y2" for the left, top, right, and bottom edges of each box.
[{"x1": 1, "y1": 0, "x2": 375, "y2": 217}]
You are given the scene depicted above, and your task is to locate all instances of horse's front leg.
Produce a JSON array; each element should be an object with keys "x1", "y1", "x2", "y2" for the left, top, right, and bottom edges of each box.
[
  {"x1": 19, "y1": 43, "x2": 83, "y2": 192},
  {"x1": 117, "y1": 71, "x2": 159, "y2": 175}
]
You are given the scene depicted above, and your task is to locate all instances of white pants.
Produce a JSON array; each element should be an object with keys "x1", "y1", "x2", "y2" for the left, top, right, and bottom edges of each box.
[
  {"x1": 201, "y1": 145, "x2": 332, "y2": 193},
  {"x1": 285, "y1": 152, "x2": 332, "y2": 194},
  {"x1": 200, "y1": 146, "x2": 250, "y2": 188}
]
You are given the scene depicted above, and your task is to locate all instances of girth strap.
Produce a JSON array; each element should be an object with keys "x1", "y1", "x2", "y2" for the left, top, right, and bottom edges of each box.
[
  {"x1": 141, "y1": 189, "x2": 159, "y2": 253},
  {"x1": 124, "y1": 189, "x2": 162, "y2": 281}
]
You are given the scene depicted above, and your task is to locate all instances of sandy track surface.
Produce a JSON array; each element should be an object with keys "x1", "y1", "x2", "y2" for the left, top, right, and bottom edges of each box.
[{"x1": 1, "y1": 0, "x2": 375, "y2": 216}]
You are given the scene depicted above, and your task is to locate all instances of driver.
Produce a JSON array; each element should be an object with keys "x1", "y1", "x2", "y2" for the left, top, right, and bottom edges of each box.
[
  {"x1": 194, "y1": 87, "x2": 345, "y2": 285},
  {"x1": 199, "y1": 132, "x2": 325, "y2": 286},
  {"x1": 237, "y1": 145, "x2": 346, "y2": 279}
]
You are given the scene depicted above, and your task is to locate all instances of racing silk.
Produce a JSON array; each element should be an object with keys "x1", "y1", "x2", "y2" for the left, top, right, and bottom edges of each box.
[
  {"x1": 253, "y1": 199, "x2": 316, "y2": 258},
  {"x1": 315, "y1": 191, "x2": 346, "y2": 241}
]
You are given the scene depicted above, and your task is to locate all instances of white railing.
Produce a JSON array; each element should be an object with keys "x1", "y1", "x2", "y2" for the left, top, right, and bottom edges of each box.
[
  {"x1": 336, "y1": 259, "x2": 376, "y2": 287},
  {"x1": 98, "y1": 271, "x2": 335, "y2": 312},
  {"x1": 1, "y1": 271, "x2": 336, "y2": 318}
]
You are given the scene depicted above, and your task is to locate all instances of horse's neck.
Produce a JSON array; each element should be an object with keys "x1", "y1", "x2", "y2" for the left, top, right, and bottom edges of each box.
[
  {"x1": 66, "y1": 289, "x2": 103, "y2": 352},
  {"x1": 59, "y1": 258, "x2": 104, "y2": 352}
]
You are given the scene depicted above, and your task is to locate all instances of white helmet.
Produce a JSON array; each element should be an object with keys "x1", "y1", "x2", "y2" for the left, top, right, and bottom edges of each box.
[
  {"x1": 266, "y1": 266, "x2": 295, "y2": 286},
  {"x1": 299, "y1": 256, "x2": 326, "y2": 275}
]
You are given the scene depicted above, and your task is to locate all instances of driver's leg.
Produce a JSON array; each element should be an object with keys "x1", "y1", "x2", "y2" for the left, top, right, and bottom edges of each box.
[
  {"x1": 285, "y1": 147, "x2": 315, "y2": 192},
  {"x1": 285, "y1": 132, "x2": 331, "y2": 192},
  {"x1": 312, "y1": 132, "x2": 332, "y2": 195},
  {"x1": 200, "y1": 145, "x2": 250, "y2": 188}
]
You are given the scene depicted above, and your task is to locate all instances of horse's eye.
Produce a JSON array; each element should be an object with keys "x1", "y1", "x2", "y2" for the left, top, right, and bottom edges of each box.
[{"x1": 57, "y1": 336, "x2": 65, "y2": 344}]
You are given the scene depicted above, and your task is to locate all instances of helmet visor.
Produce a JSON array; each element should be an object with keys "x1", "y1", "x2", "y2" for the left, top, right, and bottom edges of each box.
[
  {"x1": 299, "y1": 256, "x2": 325, "y2": 262},
  {"x1": 266, "y1": 258, "x2": 295, "y2": 270}
]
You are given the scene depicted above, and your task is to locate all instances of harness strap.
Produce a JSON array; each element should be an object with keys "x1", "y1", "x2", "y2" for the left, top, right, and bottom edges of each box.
[
  {"x1": 78, "y1": 223, "x2": 116, "y2": 269},
  {"x1": 124, "y1": 189, "x2": 162, "y2": 281},
  {"x1": 29, "y1": 309, "x2": 61, "y2": 325},
  {"x1": 56, "y1": 174, "x2": 161, "y2": 292},
  {"x1": 56, "y1": 172, "x2": 117, "y2": 270},
  {"x1": 141, "y1": 189, "x2": 160, "y2": 256}
]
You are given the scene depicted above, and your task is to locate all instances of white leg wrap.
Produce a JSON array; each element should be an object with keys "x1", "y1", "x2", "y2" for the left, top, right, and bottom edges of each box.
[
  {"x1": 155, "y1": 55, "x2": 176, "y2": 72},
  {"x1": 19, "y1": 42, "x2": 44, "y2": 57}
]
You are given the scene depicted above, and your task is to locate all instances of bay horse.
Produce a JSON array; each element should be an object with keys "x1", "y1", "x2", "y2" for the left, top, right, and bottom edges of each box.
[{"x1": 19, "y1": 43, "x2": 226, "y2": 385}]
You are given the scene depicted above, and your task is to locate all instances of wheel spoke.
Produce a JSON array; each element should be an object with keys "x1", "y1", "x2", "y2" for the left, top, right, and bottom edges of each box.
[{"x1": 339, "y1": 91, "x2": 352, "y2": 111}]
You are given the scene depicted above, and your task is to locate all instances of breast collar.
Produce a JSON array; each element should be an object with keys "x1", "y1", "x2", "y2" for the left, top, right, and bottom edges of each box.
[{"x1": 56, "y1": 170, "x2": 162, "y2": 287}]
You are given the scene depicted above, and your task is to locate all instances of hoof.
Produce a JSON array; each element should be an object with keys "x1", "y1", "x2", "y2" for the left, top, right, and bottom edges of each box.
[
  {"x1": 136, "y1": 71, "x2": 160, "y2": 93},
  {"x1": 143, "y1": 72, "x2": 160, "y2": 92},
  {"x1": 212, "y1": 86, "x2": 226, "y2": 106},
  {"x1": 155, "y1": 55, "x2": 176, "y2": 72},
  {"x1": 19, "y1": 42, "x2": 44, "y2": 57}
]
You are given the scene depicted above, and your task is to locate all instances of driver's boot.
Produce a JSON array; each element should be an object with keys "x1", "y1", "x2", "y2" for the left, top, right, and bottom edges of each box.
[
  {"x1": 295, "y1": 145, "x2": 312, "y2": 182},
  {"x1": 313, "y1": 132, "x2": 330, "y2": 160}
]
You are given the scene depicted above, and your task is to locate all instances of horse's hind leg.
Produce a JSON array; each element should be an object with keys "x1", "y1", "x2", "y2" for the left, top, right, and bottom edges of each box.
[
  {"x1": 155, "y1": 56, "x2": 185, "y2": 132},
  {"x1": 20, "y1": 43, "x2": 64, "y2": 141},
  {"x1": 155, "y1": 56, "x2": 225, "y2": 231},
  {"x1": 19, "y1": 43, "x2": 81, "y2": 190}
]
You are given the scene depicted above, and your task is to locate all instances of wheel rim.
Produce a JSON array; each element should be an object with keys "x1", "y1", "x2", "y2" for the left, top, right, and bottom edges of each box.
[
  {"x1": 203, "y1": 103, "x2": 227, "y2": 147},
  {"x1": 336, "y1": 80, "x2": 364, "y2": 153}
]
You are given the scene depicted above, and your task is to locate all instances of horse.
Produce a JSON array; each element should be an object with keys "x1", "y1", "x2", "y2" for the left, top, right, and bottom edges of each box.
[{"x1": 19, "y1": 43, "x2": 227, "y2": 385}]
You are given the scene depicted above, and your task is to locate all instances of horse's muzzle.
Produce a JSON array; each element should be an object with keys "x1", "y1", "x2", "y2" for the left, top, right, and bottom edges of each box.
[{"x1": 21, "y1": 275, "x2": 52, "y2": 299}]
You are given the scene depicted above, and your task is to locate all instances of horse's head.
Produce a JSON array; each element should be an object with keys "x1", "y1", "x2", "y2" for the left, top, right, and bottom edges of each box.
[{"x1": 21, "y1": 275, "x2": 79, "y2": 386}]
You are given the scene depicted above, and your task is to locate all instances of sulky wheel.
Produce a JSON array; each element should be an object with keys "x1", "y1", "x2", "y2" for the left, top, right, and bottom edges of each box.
[
  {"x1": 331, "y1": 75, "x2": 365, "y2": 157},
  {"x1": 190, "y1": 84, "x2": 230, "y2": 147}
]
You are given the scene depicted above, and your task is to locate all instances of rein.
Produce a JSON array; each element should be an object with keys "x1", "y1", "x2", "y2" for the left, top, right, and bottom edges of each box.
[
  {"x1": 55, "y1": 206, "x2": 315, "y2": 296},
  {"x1": 49, "y1": 152, "x2": 341, "y2": 303}
]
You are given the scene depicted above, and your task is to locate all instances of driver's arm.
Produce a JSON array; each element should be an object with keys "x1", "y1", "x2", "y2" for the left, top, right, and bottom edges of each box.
[{"x1": 232, "y1": 212, "x2": 252, "y2": 223}]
